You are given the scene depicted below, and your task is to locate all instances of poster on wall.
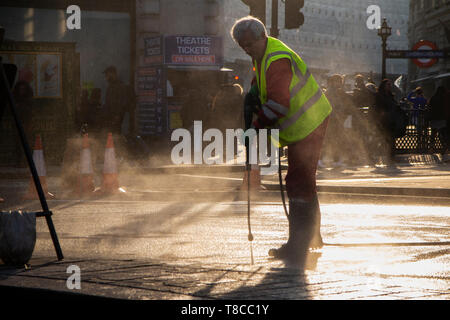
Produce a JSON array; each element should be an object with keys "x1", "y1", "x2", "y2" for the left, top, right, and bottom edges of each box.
[
  {"x1": 143, "y1": 36, "x2": 164, "y2": 65},
  {"x1": 0, "y1": 52, "x2": 37, "y2": 95},
  {"x1": 168, "y1": 104, "x2": 183, "y2": 130},
  {"x1": 0, "y1": 52, "x2": 62, "y2": 98},
  {"x1": 36, "y1": 53, "x2": 62, "y2": 98}
]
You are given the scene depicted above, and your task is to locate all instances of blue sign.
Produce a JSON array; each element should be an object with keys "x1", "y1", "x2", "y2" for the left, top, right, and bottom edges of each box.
[{"x1": 163, "y1": 35, "x2": 223, "y2": 66}]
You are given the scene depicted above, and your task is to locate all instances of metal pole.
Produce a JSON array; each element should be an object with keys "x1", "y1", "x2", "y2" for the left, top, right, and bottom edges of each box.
[
  {"x1": 0, "y1": 57, "x2": 64, "y2": 261},
  {"x1": 270, "y1": 0, "x2": 279, "y2": 38},
  {"x1": 382, "y1": 38, "x2": 387, "y2": 79}
]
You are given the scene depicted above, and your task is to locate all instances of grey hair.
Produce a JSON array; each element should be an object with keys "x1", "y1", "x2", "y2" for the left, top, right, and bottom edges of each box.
[{"x1": 230, "y1": 16, "x2": 268, "y2": 43}]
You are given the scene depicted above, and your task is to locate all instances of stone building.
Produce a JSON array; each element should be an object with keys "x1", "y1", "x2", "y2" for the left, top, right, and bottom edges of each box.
[
  {"x1": 407, "y1": 0, "x2": 450, "y2": 96},
  {"x1": 221, "y1": 0, "x2": 410, "y2": 89}
]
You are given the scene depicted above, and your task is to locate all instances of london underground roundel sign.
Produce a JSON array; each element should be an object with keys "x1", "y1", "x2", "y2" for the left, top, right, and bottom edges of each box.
[{"x1": 412, "y1": 40, "x2": 438, "y2": 68}]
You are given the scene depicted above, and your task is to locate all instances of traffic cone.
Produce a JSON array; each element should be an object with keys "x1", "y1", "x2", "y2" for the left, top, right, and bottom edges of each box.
[
  {"x1": 22, "y1": 135, "x2": 55, "y2": 200},
  {"x1": 95, "y1": 133, "x2": 126, "y2": 195},
  {"x1": 71, "y1": 134, "x2": 95, "y2": 197}
]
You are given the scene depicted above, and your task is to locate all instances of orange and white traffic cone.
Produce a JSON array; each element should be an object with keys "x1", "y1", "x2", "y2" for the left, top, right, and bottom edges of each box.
[
  {"x1": 22, "y1": 135, "x2": 55, "y2": 200},
  {"x1": 95, "y1": 133, "x2": 125, "y2": 195},
  {"x1": 72, "y1": 133, "x2": 95, "y2": 197}
]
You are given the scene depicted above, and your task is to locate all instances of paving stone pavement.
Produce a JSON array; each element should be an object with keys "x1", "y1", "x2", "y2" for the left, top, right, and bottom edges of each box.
[{"x1": 1, "y1": 251, "x2": 449, "y2": 301}]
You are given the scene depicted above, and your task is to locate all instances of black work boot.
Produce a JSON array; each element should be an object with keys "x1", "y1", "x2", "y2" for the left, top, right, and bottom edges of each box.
[{"x1": 268, "y1": 198, "x2": 316, "y2": 260}]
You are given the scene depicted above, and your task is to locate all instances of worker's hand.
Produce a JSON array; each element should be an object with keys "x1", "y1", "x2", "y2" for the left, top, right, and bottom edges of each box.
[
  {"x1": 242, "y1": 126, "x2": 258, "y2": 142},
  {"x1": 244, "y1": 91, "x2": 261, "y2": 110},
  {"x1": 244, "y1": 104, "x2": 255, "y2": 130},
  {"x1": 244, "y1": 88, "x2": 261, "y2": 130}
]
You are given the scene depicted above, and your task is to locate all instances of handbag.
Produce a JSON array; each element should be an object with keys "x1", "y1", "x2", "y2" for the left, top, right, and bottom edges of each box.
[{"x1": 0, "y1": 211, "x2": 36, "y2": 266}]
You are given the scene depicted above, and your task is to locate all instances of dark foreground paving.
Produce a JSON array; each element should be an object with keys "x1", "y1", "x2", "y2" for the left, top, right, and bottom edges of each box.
[{"x1": 1, "y1": 250, "x2": 449, "y2": 301}]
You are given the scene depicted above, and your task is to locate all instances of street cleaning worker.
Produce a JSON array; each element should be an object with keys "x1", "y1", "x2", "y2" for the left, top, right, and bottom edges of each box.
[{"x1": 230, "y1": 16, "x2": 332, "y2": 261}]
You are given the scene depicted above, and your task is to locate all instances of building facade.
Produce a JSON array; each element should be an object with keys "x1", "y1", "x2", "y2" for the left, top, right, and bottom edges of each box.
[
  {"x1": 408, "y1": 0, "x2": 450, "y2": 96},
  {"x1": 222, "y1": 0, "x2": 410, "y2": 88},
  {"x1": 1, "y1": 0, "x2": 421, "y2": 149},
  {"x1": 0, "y1": 1, "x2": 134, "y2": 103},
  {"x1": 0, "y1": 1, "x2": 136, "y2": 164}
]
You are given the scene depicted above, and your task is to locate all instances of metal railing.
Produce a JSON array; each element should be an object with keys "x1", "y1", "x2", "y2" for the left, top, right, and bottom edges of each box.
[{"x1": 394, "y1": 102, "x2": 447, "y2": 154}]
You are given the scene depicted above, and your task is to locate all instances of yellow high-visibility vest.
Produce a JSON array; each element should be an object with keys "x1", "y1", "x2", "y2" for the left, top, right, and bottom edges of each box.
[{"x1": 254, "y1": 37, "x2": 332, "y2": 146}]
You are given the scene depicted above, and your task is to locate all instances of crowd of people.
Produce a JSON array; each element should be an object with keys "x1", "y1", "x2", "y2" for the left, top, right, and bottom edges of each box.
[
  {"x1": 73, "y1": 67, "x2": 449, "y2": 170},
  {"x1": 319, "y1": 73, "x2": 450, "y2": 168},
  {"x1": 76, "y1": 66, "x2": 136, "y2": 161},
  {"x1": 7, "y1": 64, "x2": 450, "y2": 173},
  {"x1": 6, "y1": 67, "x2": 449, "y2": 174}
]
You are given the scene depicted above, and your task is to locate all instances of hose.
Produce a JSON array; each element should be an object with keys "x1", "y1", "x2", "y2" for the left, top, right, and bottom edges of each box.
[
  {"x1": 278, "y1": 146, "x2": 289, "y2": 219},
  {"x1": 247, "y1": 162, "x2": 253, "y2": 242},
  {"x1": 245, "y1": 137, "x2": 254, "y2": 265}
]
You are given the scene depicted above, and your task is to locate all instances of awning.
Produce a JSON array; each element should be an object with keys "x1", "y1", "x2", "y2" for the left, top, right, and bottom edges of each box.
[
  {"x1": 434, "y1": 72, "x2": 450, "y2": 79},
  {"x1": 411, "y1": 75, "x2": 435, "y2": 83},
  {"x1": 411, "y1": 72, "x2": 450, "y2": 83}
]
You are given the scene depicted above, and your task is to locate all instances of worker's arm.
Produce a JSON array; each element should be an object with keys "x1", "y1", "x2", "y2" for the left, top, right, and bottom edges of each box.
[{"x1": 252, "y1": 58, "x2": 292, "y2": 129}]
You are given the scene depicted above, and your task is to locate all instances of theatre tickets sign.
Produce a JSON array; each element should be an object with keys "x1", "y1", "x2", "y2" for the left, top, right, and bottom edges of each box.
[{"x1": 143, "y1": 35, "x2": 223, "y2": 67}]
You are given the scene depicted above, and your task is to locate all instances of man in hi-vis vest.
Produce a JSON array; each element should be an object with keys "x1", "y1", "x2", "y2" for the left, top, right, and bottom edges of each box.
[{"x1": 231, "y1": 16, "x2": 332, "y2": 261}]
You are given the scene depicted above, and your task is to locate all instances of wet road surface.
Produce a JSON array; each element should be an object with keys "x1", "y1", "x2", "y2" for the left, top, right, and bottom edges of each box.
[{"x1": 1, "y1": 198, "x2": 447, "y2": 300}]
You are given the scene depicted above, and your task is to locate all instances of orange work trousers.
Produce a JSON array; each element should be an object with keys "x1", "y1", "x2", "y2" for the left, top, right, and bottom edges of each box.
[{"x1": 285, "y1": 117, "x2": 329, "y2": 201}]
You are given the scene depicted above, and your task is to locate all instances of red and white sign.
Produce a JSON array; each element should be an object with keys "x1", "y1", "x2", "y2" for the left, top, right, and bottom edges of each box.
[{"x1": 412, "y1": 40, "x2": 438, "y2": 68}]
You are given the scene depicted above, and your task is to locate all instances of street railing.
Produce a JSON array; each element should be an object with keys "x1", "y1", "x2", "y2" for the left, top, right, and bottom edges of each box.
[{"x1": 395, "y1": 101, "x2": 447, "y2": 154}]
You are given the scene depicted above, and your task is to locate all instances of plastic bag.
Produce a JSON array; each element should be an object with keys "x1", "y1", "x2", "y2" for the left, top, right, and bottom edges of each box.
[{"x1": 0, "y1": 211, "x2": 36, "y2": 266}]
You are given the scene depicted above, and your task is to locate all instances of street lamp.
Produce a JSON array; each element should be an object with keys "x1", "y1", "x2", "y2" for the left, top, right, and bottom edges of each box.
[{"x1": 377, "y1": 18, "x2": 392, "y2": 80}]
